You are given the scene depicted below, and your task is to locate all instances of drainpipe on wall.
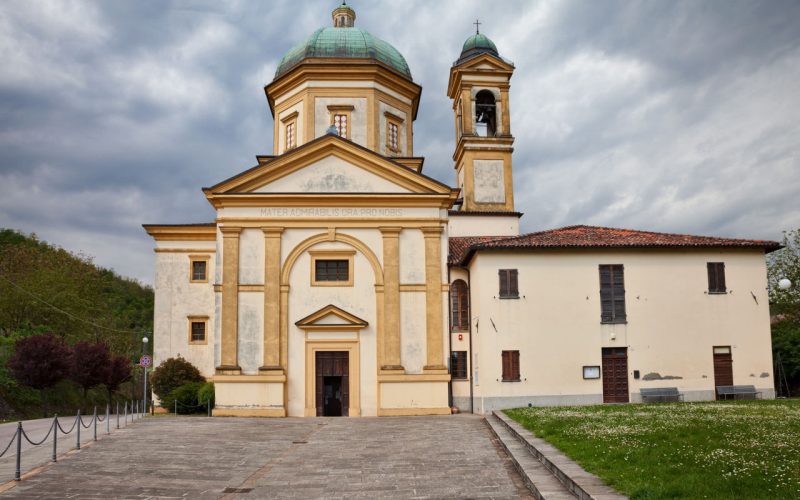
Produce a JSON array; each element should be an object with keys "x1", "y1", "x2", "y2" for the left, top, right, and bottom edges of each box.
[
  {"x1": 447, "y1": 266, "x2": 453, "y2": 410},
  {"x1": 467, "y1": 266, "x2": 474, "y2": 414}
]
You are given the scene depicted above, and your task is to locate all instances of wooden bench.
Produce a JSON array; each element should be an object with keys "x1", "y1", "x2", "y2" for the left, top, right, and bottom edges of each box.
[
  {"x1": 640, "y1": 387, "x2": 683, "y2": 403},
  {"x1": 716, "y1": 385, "x2": 762, "y2": 400}
]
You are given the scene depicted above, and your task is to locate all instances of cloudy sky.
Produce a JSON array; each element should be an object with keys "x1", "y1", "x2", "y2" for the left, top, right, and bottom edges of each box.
[{"x1": 1, "y1": 0, "x2": 798, "y2": 285}]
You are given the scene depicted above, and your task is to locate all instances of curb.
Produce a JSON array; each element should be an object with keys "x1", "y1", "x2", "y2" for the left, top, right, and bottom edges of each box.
[{"x1": 492, "y1": 411, "x2": 627, "y2": 500}]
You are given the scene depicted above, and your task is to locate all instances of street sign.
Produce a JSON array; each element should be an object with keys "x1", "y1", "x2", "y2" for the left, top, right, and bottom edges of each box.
[{"x1": 140, "y1": 355, "x2": 152, "y2": 368}]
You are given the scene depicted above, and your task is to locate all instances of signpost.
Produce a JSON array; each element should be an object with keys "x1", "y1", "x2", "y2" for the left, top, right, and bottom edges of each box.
[{"x1": 140, "y1": 352, "x2": 152, "y2": 415}]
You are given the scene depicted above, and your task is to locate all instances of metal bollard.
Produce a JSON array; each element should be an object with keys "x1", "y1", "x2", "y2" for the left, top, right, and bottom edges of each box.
[
  {"x1": 52, "y1": 415, "x2": 58, "y2": 462},
  {"x1": 174, "y1": 399, "x2": 177, "y2": 415},
  {"x1": 76, "y1": 410, "x2": 81, "y2": 450},
  {"x1": 14, "y1": 422, "x2": 21, "y2": 481},
  {"x1": 116, "y1": 402, "x2": 120, "y2": 429},
  {"x1": 93, "y1": 407, "x2": 97, "y2": 441},
  {"x1": 124, "y1": 402, "x2": 127, "y2": 425},
  {"x1": 106, "y1": 404, "x2": 110, "y2": 434},
  {"x1": 207, "y1": 399, "x2": 211, "y2": 417}
]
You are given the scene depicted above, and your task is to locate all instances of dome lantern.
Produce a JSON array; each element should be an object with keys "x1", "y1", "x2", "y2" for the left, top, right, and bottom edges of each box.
[{"x1": 332, "y1": 2, "x2": 356, "y2": 27}]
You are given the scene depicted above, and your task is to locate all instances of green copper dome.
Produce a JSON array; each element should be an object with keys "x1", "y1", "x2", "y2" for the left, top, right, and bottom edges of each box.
[
  {"x1": 455, "y1": 32, "x2": 500, "y2": 66},
  {"x1": 274, "y1": 5, "x2": 412, "y2": 80}
]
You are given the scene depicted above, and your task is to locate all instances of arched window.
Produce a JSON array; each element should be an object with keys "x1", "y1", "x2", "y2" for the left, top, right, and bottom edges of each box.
[
  {"x1": 475, "y1": 90, "x2": 497, "y2": 137},
  {"x1": 451, "y1": 279, "x2": 469, "y2": 331}
]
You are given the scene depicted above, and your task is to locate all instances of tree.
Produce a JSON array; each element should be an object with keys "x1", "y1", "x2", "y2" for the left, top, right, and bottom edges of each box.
[
  {"x1": 8, "y1": 334, "x2": 71, "y2": 416},
  {"x1": 768, "y1": 228, "x2": 800, "y2": 395},
  {"x1": 70, "y1": 341, "x2": 111, "y2": 398},
  {"x1": 149, "y1": 356, "x2": 205, "y2": 404},
  {"x1": 105, "y1": 356, "x2": 132, "y2": 401},
  {"x1": 768, "y1": 228, "x2": 800, "y2": 315}
]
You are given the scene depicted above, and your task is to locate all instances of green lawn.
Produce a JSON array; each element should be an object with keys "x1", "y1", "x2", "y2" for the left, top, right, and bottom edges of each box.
[{"x1": 505, "y1": 400, "x2": 800, "y2": 499}]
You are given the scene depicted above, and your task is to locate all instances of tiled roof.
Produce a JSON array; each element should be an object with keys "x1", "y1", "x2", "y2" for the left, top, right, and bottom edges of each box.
[
  {"x1": 448, "y1": 235, "x2": 510, "y2": 265},
  {"x1": 449, "y1": 225, "x2": 782, "y2": 266}
]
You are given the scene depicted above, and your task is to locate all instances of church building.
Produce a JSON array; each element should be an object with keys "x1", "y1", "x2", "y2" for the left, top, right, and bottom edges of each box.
[{"x1": 144, "y1": 3, "x2": 780, "y2": 416}]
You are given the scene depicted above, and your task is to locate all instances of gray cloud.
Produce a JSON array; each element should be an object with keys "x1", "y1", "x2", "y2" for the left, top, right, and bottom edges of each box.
[{"x1": 0, "y1": 0, "x2": 798, "y2": 285}]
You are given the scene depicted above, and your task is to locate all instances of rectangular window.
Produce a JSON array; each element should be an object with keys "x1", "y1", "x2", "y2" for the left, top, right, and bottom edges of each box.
[
  {"x1": 333, "y1": 113, "x2": 348, "y2": 137},
  {"x1": 285, "y1": 121, "x2": 295, "y2": 150},
  {"x1": 599, "y1": 264, "x2": 626, "y2": 324},
  {"x1": 387, "y1": 121, "x2": 399, "y2": 151},
  {"x1": 315, "y1": 260, "x2": 348, "y2": 282},
  {"x1": 707, "y1": 262, "x2": 726, "y2": 293},
  {"x1": 310, "y1": 250, "x2": 355, "y2": 286},
  {"x1": 501, "y1": 350, "x2": 520, "y2": 381},
  {"x1": 498, "y1": 269, "x2": 519, "y2": 298},
  {"x1": 451, "y1": 351, "x2": 468, "y2": 379},
  {"x1": 189, "y1": 255, "x2": 209, "y2": 283},
  {"x1": 187, "y1": 316, "x2": 208, "y2": 345}
]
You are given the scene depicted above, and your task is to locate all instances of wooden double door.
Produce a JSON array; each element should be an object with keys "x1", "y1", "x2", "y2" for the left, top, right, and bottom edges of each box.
[
  {"x1": 315, "y1": 351, "x2": 350, "y2": 416},
  {"x1": 713, "y1": 346, "x2": 733, "y2": 399},
  {"x1": 602, "y1": 347, "x2": 629, "y2": 403}
]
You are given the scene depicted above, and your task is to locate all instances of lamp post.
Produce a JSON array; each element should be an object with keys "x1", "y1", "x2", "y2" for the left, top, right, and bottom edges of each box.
[{"x1": 142, "y1": 335, "x2": 149, "y2": 415}]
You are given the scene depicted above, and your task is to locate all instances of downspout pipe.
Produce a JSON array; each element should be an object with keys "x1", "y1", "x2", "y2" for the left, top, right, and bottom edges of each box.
[
  {"x1": 447, "y1": 266, "x2": 453, "y2": 409},
  {"x1": 467, "y1": 266, "x2": 474, "y2": 414}
]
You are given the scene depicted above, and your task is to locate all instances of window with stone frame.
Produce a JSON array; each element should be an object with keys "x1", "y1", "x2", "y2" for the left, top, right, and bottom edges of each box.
[
  {"x1": 285, "y1": 121, "x2": 296, "y2": 150},
  {"x1": 599, "y1": 264, "x2": 626, "y2": 324},
  {"x1": 451, "y1": 351, "x2": 468, "y2": 379},
  {"x1": 188, "y1": 316, "x2": 208, "y2": 345}
]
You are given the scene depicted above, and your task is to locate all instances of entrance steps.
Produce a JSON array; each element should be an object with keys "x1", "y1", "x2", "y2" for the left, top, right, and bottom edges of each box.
[{"x1": 485, "y1": 411, "x2": 627, "y2": 500}]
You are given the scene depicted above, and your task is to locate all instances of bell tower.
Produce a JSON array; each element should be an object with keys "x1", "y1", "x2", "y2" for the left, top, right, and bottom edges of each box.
[{"x1": 447, "y1": 26, "x2": 515, "y2": 212}]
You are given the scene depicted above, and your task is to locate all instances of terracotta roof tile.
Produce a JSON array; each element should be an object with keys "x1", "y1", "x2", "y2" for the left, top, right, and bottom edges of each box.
[{"x1": 449, "y1": 225, "x2": 781, "y2": 266}]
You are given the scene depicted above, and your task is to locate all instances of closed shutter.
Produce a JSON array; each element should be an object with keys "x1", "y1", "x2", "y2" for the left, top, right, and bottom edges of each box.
[
  {"x1": 599, "y1": 265, "x2": 626, "y2": 323},
  {"x1": 708, "y1": 262, "x2": 726, "y2": 293},
  {"x1": 499, "y1": 269, "x2": 519, "y2": 298},
  {"x1": 502, "y1": 350, "x2": 520, "y2": 381}
]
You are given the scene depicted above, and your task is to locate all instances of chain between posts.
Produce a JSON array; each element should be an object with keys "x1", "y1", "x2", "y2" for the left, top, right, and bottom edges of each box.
[{"x1": 7, "y1": 402, "x2": 146, "y2": 482}]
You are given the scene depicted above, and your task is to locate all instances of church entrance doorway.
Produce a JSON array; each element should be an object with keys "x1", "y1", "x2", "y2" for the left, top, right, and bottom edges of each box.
[{"x1": 315, "y1": 351, "x2": 349, "y2": 416}]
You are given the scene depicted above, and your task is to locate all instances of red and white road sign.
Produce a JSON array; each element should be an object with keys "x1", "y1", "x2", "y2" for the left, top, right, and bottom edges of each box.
[{"x1": 140, "y1": 355, "x2": 152, "y2": 367}]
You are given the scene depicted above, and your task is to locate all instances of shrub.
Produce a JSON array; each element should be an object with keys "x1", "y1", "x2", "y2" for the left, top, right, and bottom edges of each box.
[
  {"x1": 8, "y1": 334, "x2": 71, "y2": 416},
  {"x1": 149, "y1": 356, "x2": 204, "y2": 403},
  {"x1": 162, "y1": 382, "x2": 205, "y2": 414},
  {"x1": 197, "y1": 382, "x2": 214, "y2": 407},
  {"x1": 70, "y1": 341, "x2": 111, "y2": 397}
]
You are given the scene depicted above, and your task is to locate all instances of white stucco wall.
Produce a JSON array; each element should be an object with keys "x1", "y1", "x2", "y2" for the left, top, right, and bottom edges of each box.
[
  {"x1": 448, "y1": 215, "x2": 520, "y2": 237},
  {"x1": 254, "y1": 155, "x2": 411, "y2": 193},
  {"x1": 152, "y1": 251, "x2": 216, "y2": 378},
  {"x1": 314, "y1": 97, "x2": 368, "y2": 146},
  {"x1": 464, "y1": 248, "x2": 774, "y2": 412}
]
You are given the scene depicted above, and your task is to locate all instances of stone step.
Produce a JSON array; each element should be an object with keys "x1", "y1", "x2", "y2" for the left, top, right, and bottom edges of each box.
[
  {"x1": 485, "y1": 415, "x2": 577, "y2": 499},
  {"x1": 491, "y1": 411, "x2": 627, "y2": 500}
]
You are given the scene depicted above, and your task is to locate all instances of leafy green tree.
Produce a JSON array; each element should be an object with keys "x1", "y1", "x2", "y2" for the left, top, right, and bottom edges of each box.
[
  {"x1": 149, "y1": 356, "x2": 205, "y2": 405},
  {"x1": 768, "y1": 228, "x2": 800, "y2": 394}
]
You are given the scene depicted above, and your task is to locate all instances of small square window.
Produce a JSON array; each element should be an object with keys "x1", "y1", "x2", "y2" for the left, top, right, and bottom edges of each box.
[
  {"x1": 333, "y1": 114, "x2": 348, "y2": 137},
  {"x1": 387, "y1": 121, "x2": 399, "y2": 152},
  {"x1": 189, "y1": 256, "x2": 209, "y2": 283},
  {"x1": 451, "y1": 351, "x2": 468, "y2": 379},
  {"x1": 310, "y1": 251, "x2": 354, "y2": 287},
  {"x1": 187, "y1": 316, "x2": 208, "y2": 345},
  {"x1": 315, "y1": 260, "x2": 349, "y2": 282}
]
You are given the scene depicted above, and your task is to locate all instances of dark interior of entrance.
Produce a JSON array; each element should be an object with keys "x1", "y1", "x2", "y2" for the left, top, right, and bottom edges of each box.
[{"x1": 315, "y1": 351, "x2": 349, "y2": 416}]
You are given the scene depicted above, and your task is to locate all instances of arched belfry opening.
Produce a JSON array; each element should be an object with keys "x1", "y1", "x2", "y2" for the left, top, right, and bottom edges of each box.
[{"x1": 475, "y1": 90, "x2": 497, "y2": 137}]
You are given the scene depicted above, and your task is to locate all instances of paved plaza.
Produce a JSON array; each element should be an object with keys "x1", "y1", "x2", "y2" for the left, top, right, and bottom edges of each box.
[{"x1": 1, "y1": 414, "x2": 532, "y2": 499}]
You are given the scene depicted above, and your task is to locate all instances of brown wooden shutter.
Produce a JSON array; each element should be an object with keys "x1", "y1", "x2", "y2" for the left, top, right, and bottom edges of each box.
[
  {"x1": 499, "y1": 270, "x2": 509, "y2": 297},
  {"x1": 502, "y1": 351, "x2": 510, "y2": 380},
  {"x1": 509, "y1": 269, "x2": 519, "y2": 297},
  {"x1": 511, "y1": 351, "x2": 520, "y2": 381},
  {"x1": 717, "y1": 263, "x2": 726, "y2": 292},
  {"x1": 707, "y1": 262, "x2": 726, "y2": 293},
  {"x1": 599, "y1": 265, "x2": 625, "y2": 323}
]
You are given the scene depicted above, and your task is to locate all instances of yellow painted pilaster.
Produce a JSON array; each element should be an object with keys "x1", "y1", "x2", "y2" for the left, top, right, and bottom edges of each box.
[
  {"x1": 500, "y1": 89, "x2": 511, "y2": 135},
  {"x1": 461, "y1": 88, "x2": 473, "y2": 135},
  {"x1": 218, "y1": 226, "x2": 241, "y2": 373},
  {"x1": 380, "y1": 227, "x2": 403, "y2": 370},
  {"x1": 261, "y1": 227, "x2": 284, "y2": 373},
  {"x1": 421, "y1": 226, "x2": 446, "y2": 371}
]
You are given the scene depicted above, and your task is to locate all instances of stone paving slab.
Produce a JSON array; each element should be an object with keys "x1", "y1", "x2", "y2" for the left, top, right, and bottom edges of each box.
[{"x1": 2, "y1": 414, "x2": 532, "y2": 499}]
